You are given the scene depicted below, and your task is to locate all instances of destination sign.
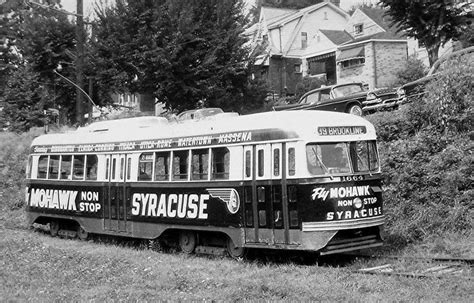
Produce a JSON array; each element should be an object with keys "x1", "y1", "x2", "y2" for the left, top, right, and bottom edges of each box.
[
  {"x1": 318, "y1": 126, "x2": 366, "y2": 136},
  {"x1": 31, "y1": 129, "x2": 298, "y2": 154}
]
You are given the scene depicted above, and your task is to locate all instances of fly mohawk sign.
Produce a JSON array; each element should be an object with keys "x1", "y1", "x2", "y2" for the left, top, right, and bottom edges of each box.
[{"x1": 311, "y1": 183, "x2": 383, "y2": 221}]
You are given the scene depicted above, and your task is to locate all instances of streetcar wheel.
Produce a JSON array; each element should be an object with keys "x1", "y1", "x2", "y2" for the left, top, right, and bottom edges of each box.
[
  {"x1": 179, "y1": 231, "x2": 196, "y2": 254},
  {"x1": 348, "y1": 104, "x2": 363, "y2": 116},
  {"x1": 50, "y1": 221, "x2": 59, "y2": 237},
  {"x1": 226, "y1": 238, "x2": 246, "y2": 259},
  {"x1": 77, "y1": 225, "x2": 88, "y2": 241}
]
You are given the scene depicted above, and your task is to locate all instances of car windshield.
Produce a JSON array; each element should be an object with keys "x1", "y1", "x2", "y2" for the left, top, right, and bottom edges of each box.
[
  {"x1": 332, "y1": 84, "x2": 364, "y2": 98},
  {"x1": 306, "y1": 140, "x2": 379, "y2": 175}
]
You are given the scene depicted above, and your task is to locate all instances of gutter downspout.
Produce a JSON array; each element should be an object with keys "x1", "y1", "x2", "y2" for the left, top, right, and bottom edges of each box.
[{"x1": 371, "y1": 41, "x2": 377, "y2": 88}]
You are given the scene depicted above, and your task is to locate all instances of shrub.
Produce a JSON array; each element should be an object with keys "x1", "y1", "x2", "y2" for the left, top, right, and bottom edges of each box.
[
  {"x1": 0, "y1": 128, "x2": 43, "y2": 212},
  {"x1": 393, "y1": 55, "x2": 427, "y2": 86},
  {"x1": 422, "y1": 54, "x2": 473, "y2": 134},
  {"x1": 371, "y1": 55, "x2": 474, "y2": 244}
]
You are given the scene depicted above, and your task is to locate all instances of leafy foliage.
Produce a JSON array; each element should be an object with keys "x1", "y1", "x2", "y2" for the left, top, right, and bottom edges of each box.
[
  {"x1": 379, "y1": 0, "x2": 473, "y2": 66},
  {"x1": 0, "y1": 128, "x2": 43, "y2": 212},
  {"x1": 393, "y1": 55, "x2": 427, "y2": 86},
  {"x1": 91, "y1": 0, "x2": 267, "y2": 113},
  {"x1": 1, "y1": 65, "x2": 50, "y2": 132},
  {"x1": 367, "y1": 55, "x2": 473, "y2": 244},
  {"x1": 0, "y1": 0, "x2": 78, "y2": 129}
]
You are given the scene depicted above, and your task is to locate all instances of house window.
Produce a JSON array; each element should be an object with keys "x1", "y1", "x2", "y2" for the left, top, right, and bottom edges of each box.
[
  {"x1": 324, "y1": 12, "x2": 328, "y2": 20},
  {"x1": 301, "y1": 32, "x2": 307, "y2": 49},
  {"x1": 354, "y1": 23, "x2": 364, "y2": 35},
  {"x1": 294, "y1": 64, "x2": 302, "y2": 73},
  {"x1": 341, "y1": 58, "x2": 365, "y2": 69}
]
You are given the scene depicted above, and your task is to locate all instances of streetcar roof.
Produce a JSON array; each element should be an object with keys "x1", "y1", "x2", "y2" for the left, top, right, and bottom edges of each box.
[{"x1": 30, "y1": 110, "x2": 376, "y2": 149}]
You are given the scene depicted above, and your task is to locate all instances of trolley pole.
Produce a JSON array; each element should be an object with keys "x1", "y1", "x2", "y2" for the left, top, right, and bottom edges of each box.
[{"x1": 75, "y1": 0, "x2": 85, "y2": 125}]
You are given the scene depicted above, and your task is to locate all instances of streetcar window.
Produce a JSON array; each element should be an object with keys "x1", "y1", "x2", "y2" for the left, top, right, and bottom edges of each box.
[
  {"x1": 290, "y1": 210, "x2": 299, "y2": 227},
  {"x1": 245, "y1": 209, "x2": 253, "y2": 227},
  {"x1": 138, "y1": 153, "x2": 153, "y2": 181},
  {"x1": 259, "y1": 210, "x2": 266, "y2": 227},
  {"x1": 192, "y1": 149, "x2": 209, "y2": 180},
  {"x1": 274, "y1": 210, "x2": 283, "y2": 228},
  {"x1": 288, "y1": 186, "x2": 297, "y2": 203},
  {"x1": 120, "y1": 157, "x2": 125, "y2": 180},
  {"x1": 212, "y1": 147, "x2": 229, "y2": 180},
  {"x1": 127, "y1": 158, "x2": 131, "y2": 180},
  {"x1": 272, "y1": 185, "x2": 281, "y2": 203},
  {"x1": 245, "y1": 150, "x2": 251, "y2": 178},
  {"x1": 73, "y1": 155, "x2": 85, "y2": 180},
  {"x1": 86, "y1": 155, "x2": 98, "y2": 181},
  {"x1": 350, "y1": 140, "x2": 379, "y2": 172},
  {"x1": 306, "y1": 143, "x2": 351, "y2": 175},
  {"x1": 112, "y1": 158, "x2": 116, "y2": 179},
  {"x1": 48, "y1": 155, "x2": 60, "y2": 179},
  {"x1": 26, "y1": 156, "x2": 32, "y2": 179},
  {"x1": 288, "y1": 148, "x2": 296, "y2": 176},
  {"x1": 257, "y1": 186, "x2": 265, "y2": 203},
  {"x1": 155, "y1": 152, "x2": 170, "y2": 181},
  {"x1": 173, "y1": 150, "x2": 189, "y2": 180},
  {"x1": 273, "y1": 148, "x2": 280, "y2": 177},
  {"x1": 60, "y1": 155, "x2": 72, "y2": 180},
  {"x1": 105, "y1": 158, "x2": 110, "y2": 180},
  {"x1": 37, "y1": 155, "x2": 48, "y2": 179},
  {"x1": 257, "y1": 149, "x2": 264, "y2": 177}
]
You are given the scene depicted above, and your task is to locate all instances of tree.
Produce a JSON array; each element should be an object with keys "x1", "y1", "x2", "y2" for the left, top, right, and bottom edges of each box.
[
  {"x1": 17, "y1": 2, "x2": 78, "y2": 120},
  {"x1": 1, "y1": 65, "x2": 51, "y2": 132},
  {"x1": 91, "y1": 0, "x2": 267, "y2": 113},
  {"x1": 0, "y1": 0, "x2": 26, "y2": 94},
  {"x1": 379, "y1": 0, "x2": 473, "y2": 66},
  {"x1": 0, "y1": 0, "x2": 79, "y2": 129}
]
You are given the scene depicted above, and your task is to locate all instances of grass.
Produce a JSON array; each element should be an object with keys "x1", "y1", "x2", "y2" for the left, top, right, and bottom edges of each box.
[{"x1": 0, "y1": 227, "x2": 472, "y2": 302}]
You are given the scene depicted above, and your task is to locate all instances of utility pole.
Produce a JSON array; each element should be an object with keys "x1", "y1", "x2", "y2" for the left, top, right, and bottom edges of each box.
[{"x1": 76, "y1": 0, "x2": 84, "y2": 125}]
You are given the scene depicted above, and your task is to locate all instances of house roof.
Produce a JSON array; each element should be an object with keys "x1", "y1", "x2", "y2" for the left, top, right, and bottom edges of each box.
[
  {"x1": 261, "y1": 6, "x2": 296, "y2": 23},
  {"x1": 358, "y1": 7, "x2": 406, "y2": 39},
  {"x1": 337, "y1": 46, "x2": 365, "y2": 62},
  {"x1": 267, "y1": 1, "x2": 349, "y2": 29},
  {"x1": 344, "y1": 31, "x2": 406, "y2": 45},
  {"x1": 320, "y1": 29, "x2": 352, "y2": 45}
]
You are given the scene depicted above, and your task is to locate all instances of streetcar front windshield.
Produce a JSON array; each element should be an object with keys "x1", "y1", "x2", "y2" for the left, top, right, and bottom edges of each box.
[{"x1": 306, "y1": 140, "x2": 379, "y2": 175}]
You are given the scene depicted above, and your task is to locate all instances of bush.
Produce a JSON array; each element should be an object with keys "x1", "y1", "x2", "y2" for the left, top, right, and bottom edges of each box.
[
  {"x1": 393, "y1": 55, "x2": 427, "y2": 86},
  {"x1": 370, "y1": 56, "x2": 474, "y2": 244},
  {"x1": 0, "y1": 128, "x2": 43, "y2": 212}
]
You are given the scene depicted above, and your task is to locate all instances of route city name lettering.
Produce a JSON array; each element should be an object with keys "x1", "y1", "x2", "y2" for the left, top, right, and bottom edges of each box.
[
  {"x1": 312, "y1": 186, "x2": 370, "y2": 201},
  {"x1": 326, "y1": 206, "x2": 382, "y2": 220},
  {"x1": 132, "y1": 193, "x2": 209, "y2": 219}
]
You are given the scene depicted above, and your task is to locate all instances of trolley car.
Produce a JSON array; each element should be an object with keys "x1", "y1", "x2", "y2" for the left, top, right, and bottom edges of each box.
[{"x1": 25, "y1": 110, "x2": 384, "y2": 258}]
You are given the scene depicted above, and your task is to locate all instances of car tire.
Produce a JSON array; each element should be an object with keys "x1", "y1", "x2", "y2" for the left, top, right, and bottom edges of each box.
[{"x1": 348, "y1": 104, "x2": 363, "y2": 116}]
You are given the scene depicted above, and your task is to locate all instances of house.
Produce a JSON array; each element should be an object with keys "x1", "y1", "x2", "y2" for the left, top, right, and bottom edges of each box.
[
  {"x1": 111, "y1": 93, "x2": 165, "y2": 116},
  {"x1": 246, "y1": 2, "x2": 409, "y2": 95},
  {"x1": 246, "y1": 0, "x2": 349, "y2": 95},
  {"x1": 336, "y1": 7, "x2": 407, "y2": 88}
]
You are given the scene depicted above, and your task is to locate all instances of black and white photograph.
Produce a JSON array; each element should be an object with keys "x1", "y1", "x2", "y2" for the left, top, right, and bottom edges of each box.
[{"x1": 0, "y1": 0, "x2": 472, "y2": 301}]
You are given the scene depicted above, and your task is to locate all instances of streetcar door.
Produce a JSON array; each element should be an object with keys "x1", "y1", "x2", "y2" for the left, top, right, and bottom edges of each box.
[
  {"x1": 104, "y1": 154, "x2": 131, "y2": 233},
  {"x1": 271, "y1": 143, "x2": 286, "y2": 244}
]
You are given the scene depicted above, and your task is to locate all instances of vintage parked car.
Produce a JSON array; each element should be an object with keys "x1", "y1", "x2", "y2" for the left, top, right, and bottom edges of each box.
[
  {"x1": 273, "y1": 82, "x2": 399, "y2": 116},
  {"x1": 363, "y1": 87, "x2": 400, "y2": 113},
  {"x1": 273, "y1": 83, "x2": 367, "y2": 116},
  {"x1": 397, "y1": 46, "x2": 474, "y2": 104}
]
